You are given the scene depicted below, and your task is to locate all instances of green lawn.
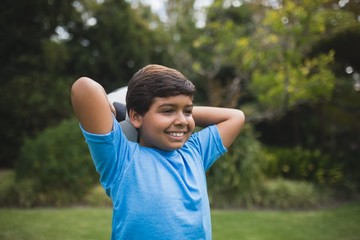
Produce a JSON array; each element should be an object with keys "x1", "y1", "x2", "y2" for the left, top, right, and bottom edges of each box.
[{"x1": 1, "y1": 202, "x2": 359, "y2": 240}]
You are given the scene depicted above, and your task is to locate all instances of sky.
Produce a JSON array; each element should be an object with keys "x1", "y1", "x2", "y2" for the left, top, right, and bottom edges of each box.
[
  {"x1": 142, "y1": 0, "x2": 213, "y2": 12},
  {"x1": 140, "y1": 0, "x2": 214, "y2": 27}
]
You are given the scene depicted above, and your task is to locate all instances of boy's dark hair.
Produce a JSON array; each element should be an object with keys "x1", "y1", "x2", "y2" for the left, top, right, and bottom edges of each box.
[{"x1": 126, "y1": 64, "x2": 196, "y2": 115}]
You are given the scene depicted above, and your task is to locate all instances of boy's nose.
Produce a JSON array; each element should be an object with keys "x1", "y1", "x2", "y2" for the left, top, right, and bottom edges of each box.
[{"x1": 174, "y1": 112, "x2": 188, "y2": 126}]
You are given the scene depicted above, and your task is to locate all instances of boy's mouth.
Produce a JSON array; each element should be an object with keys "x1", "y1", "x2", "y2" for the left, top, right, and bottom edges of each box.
[{"x1": 167, "y1": 132, "x2": 186, "y2": 137}]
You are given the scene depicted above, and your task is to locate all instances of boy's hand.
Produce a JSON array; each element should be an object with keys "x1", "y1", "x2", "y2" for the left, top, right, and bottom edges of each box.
[{"x1": 108, "y1": 99, "x2": 116, "y2": 116}]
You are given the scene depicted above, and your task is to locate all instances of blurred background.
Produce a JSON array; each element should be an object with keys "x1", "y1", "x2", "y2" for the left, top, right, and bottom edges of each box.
[{"x1": 0, "y1": 0, "x2": 359, "y2": 209}]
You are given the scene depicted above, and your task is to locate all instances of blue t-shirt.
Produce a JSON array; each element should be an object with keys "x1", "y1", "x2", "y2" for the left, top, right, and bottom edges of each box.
[{"x1": 81, "y1": 116, "x2": 227, "y2": 240}]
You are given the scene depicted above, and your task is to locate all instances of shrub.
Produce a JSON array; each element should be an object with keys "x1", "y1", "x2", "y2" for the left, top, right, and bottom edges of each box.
[
  {"x1": 258, "y1": 178, "x2": 329, "y2": 209},
  {"x1": 207, "y1": 124, "x2": 266, "y2": 208},
  {"x1": 82, "y1": 184, "x2": 112, "y2": 207},
  {"x1": 0, "y1": 171, "x2": 36, "y2": 207},
  {"x1": 0, "y1": 170, "x2": 16, "y2": 207},
  {"x1": 14, "y1": 118, "x2": 98, "y2": 207},
  {"x1": 263, "y1": 147, "x2": 344, "y2": 187}
]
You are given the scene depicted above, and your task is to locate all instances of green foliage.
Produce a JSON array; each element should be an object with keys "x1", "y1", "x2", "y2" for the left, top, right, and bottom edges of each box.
[
  {"x1": 65, "y1": 0, "x2": 171, "y2": 90},
  {"x1": 0, "y1": 3, "x2": 75, "y2": 167},
  {"x1": 207, "y1": 124, "x2": 265, "y2": 208},
  {"x1": 0, "y1": 0, "x2": 171, "y2": 168},
  {"x1": 0, "y1": 171, "x2": 16, "y2": 206},
  {"x1": 0, "y1": 0, "x2": 75, "y2": 168},
  {"x1": 248, "y1": 0, "x2": 343, "y2": 112},
  {"x1": 0, "y1": 171, "x2": 37, "y2": 208},
  {"x1": 321, "y1": 75, "x2": 360, "y2": 193},
  {"x1": 191, "y1": 2, "x2": 257, "y2": 107},
  {"x1": 259, "y1": 178, "x2": 327, "y2": 209},
  {"x1": 0, "y1": 170, "x2": 111, "y2": 208},
  {"x1": 83, "y1": 184, "x2": 112, "y2": 207},
  {"x1": 263, "y1": 147, "x2": 344, "y2": 187},
  {"x1": 0, "y1": 73, "x2": 74, "y2": 168},
  {"x1": 206, "y1": 127, "x2": 334, "y2": 209},
  {"x1": 14, "y1": 118, "x2": 97, "y2": 207},
  {"x1": 251, "y1": 51, "x2": 336, "y2": 110}
]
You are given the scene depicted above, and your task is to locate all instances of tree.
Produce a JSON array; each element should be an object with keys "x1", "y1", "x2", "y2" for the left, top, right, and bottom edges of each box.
[
  {"x1": 162, "y1": 0, "x2": 202, "y2": 81},
  {"x1": 191, "y1": 0, "x2": 260, "y2": 107},
  {"x1": 0, "y1": 0, "x2": 172, "y2": 168},
  {"x1": 0, "y1": 0, "x2": 77, "y2": 168},
  {"x1": 247, "y1": 0, "x2": 351, "y2": 117},
  {"x1": 248, "y1": 0, "x2": 360, "y2": 191},
  {"x1": 65, "y1": 0, "x2": 171, "y2": 90}
]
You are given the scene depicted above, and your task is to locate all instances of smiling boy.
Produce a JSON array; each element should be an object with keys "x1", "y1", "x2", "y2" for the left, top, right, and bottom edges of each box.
[{"x1": 71, "y1": 64, "x2": 245, "y2": 240}]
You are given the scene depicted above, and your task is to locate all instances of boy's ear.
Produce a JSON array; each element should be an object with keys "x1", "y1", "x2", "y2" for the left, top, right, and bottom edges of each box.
[{"x1": 129, "y1": 109, "x2": 142, "y2": 128}]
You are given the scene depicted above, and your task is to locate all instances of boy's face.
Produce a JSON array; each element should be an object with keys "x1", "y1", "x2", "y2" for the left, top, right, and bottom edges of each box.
[{"x1": 134, "y1": 95, "x2": 195, "y2": 151}]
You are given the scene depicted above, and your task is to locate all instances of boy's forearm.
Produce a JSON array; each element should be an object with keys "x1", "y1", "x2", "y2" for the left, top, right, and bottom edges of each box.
[
  {"x1": 192, "y1": 106, "x2": 243, "y2": 127},
  {"x1": 192, "y1": 106, "x2": 245, "y2": 148}
]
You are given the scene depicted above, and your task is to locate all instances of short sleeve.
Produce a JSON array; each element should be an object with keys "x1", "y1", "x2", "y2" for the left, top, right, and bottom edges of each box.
[
  {"x1": 80, "y1": 115, "x2": 132, "y2": 195},
  {"x1": 188, "y1": 125, "x2": 227, "y2": 171}
]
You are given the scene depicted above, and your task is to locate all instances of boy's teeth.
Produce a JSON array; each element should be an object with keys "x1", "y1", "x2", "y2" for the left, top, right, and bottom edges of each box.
[{"x1": 169, "y1": 132, "x2": 184, "y2": 137}]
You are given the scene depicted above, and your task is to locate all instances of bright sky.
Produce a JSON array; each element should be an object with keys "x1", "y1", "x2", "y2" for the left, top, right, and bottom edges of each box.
[
  {"x1": 141, "y1": 0, "x2": 213, "y2": 27},
  {"x1": 142, "y1": 0, "x2": 213, "y2": 11}
]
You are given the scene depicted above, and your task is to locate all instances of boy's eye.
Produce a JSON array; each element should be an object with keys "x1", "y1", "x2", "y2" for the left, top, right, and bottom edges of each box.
[
  {"x1": 163, "y1": 109, "x2": 174, "y2": 114},
  {"x1": 184, "y1": 108, "x2": 193, "y2": 115}
]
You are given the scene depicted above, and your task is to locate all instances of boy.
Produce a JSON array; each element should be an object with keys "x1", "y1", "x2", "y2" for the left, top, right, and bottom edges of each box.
[{"x1": 71, "y1": 64, "x2": 245, "y2": 240}]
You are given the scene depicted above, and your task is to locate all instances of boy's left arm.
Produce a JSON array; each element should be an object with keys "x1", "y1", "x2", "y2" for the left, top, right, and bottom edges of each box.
[{"x1": 192, "y1": 106, "x2": 245, "y2": 148}]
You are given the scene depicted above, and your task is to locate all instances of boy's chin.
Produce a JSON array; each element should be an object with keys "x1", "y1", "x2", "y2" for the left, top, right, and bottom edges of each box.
[{"x1": 160, "y1": 142, "x2": 186, "y2": 152}]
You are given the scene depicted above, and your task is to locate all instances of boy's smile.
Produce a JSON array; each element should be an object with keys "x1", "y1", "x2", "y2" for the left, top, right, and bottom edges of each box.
[{"x1": 133, "y1": 95, "x2": 195, "y2": 151}]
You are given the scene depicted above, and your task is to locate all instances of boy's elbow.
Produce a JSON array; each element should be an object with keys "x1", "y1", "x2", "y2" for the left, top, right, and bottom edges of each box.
[
  {"x1": 70, "y1": 77, "x2": 97, "y2": 109},
  {"x1": 71, "y1": 77, "x2": 98, "y2": 100},
  {"x1": 71, "y1": 77, "x2": 91, "y2": 94},
  {"x1": 235, "y1": 109, "x2": 245, "y2": 126},
  {"x1": 233, "y1": 109, "x2": 245, "y2": 135},
  {"x1": 219, "y1": 109, "x2": 245, "y2": 148}
]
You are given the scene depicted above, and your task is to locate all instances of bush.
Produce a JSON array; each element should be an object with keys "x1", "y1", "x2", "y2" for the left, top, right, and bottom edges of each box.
[
  {"x1": 263, "y1": 147, "x2": 344, "y2": 187},
  {"x1": 258, "y1": 178, "x2": 329, "y2": 209},
  {"x1": 82, "y1": 184, "x2": 112, "y2": 207},
  {"x1": 14, "y1": 118, "x2": 98, "y2": 207},
  {"x1": 0, "y1": 170, "x2": 17, "y2": 207},
  {"x1": 206, "y1": 126, "x2": 335, "y2": 209},
  {"x1": 207, "y1": 124, "x2": 266, "y2": 208},
  {"x1": 0, "y1": 171, "x2": 36, "y2": 207}
]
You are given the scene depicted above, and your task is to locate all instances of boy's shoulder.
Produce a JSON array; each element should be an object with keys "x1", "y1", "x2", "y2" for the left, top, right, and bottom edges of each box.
[{"x1": 185, "y1": 125, "x2": 224, "y2": 151}]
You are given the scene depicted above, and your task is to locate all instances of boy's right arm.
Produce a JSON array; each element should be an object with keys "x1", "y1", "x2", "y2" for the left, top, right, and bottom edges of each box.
[
  {"x1": 71, "y1": 77, "x2": 115, "y2": 134},
  {"x1": 192, "y1": 106, "x2": 245, "y2": 149}
]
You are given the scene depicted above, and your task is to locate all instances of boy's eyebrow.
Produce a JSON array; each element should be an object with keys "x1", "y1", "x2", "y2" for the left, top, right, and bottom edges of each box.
[{"x1": 158, "y1": 103, "x2": 193, "y2": 108}]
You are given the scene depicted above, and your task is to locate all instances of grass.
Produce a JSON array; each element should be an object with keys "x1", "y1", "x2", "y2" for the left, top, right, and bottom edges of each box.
[
  {"x1": 0, "y1": 207, "x2": 112, "y2": 240},
  {"x1": 1, "y1": 202, "x2": 359, "y2": 240},
  {"x1": 212, "y1": 202, "x2": 360, "y2": 240}
]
